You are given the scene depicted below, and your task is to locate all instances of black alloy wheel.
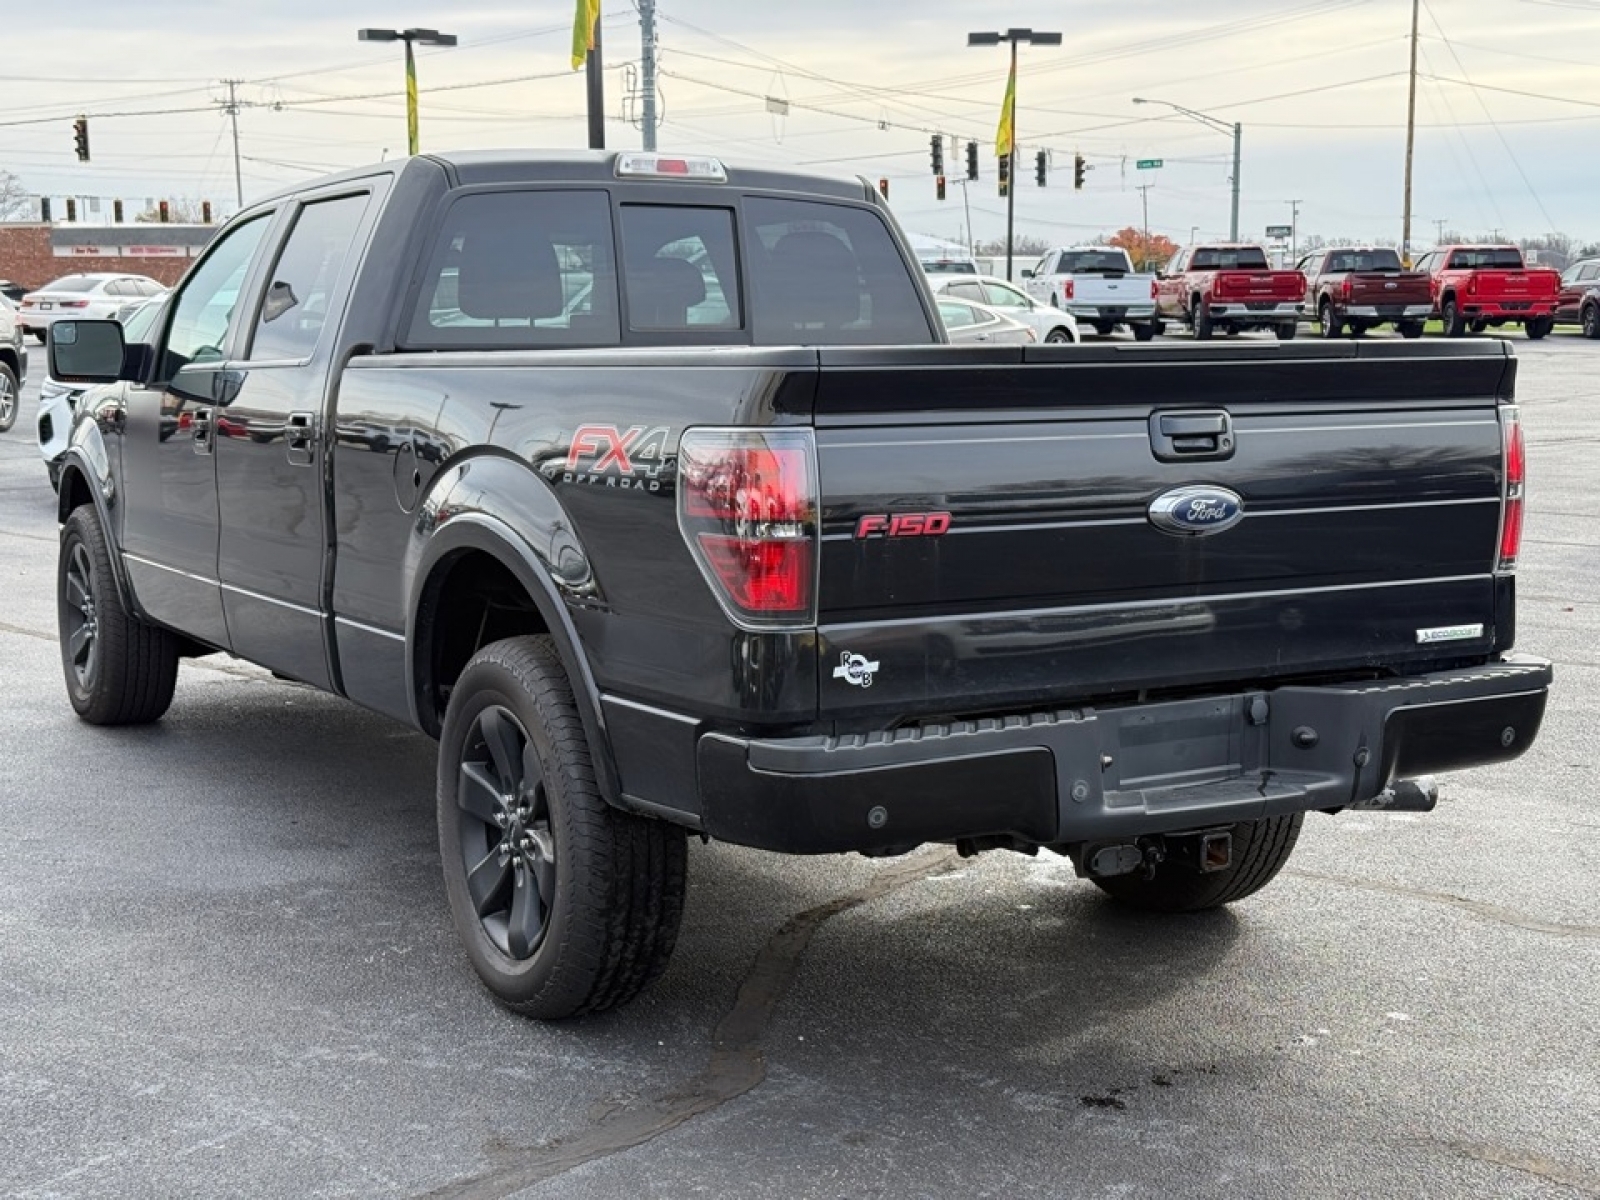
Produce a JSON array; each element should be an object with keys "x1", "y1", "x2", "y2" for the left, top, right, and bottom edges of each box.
[
  {"x1": 454, "y1": 705, "x2": 557, "y2": 960},
  {"x1": 62, "y1": 540, "x2": 101, "y2": 694}
]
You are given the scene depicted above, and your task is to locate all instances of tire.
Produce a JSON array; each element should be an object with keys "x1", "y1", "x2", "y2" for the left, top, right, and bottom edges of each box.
[
  {"x1": 1441, "y1": 297, "x2": 1466, "y2": 338},
  {"x1": 1583, "y1": 303, "x2": 1600, "y2": 340},
  {"x1": 437, "y1": 635, "x2": 687, "y2": 1020},
  {"x1": 1044, "y1": 327, "x2": 1075, "y2": 344},
  {"x1": 0, "y1": 361, "x2": 18, "y2": 433},
  {"x1": 1398, "y1": 321, "x2": 1424, "y2": 339},
  {"x1": 58, "y1": 506, "x2": 180, "y2": 724},
  {"x1": 1132, "y1": 323, "x2": 1157, "y2": 343},
  {"x1": 1469, "y1": 319, "x2": 1488, "y2": 334},
  {"x1": 1525, "y1": 316, "x2": 1552, "y2": 341},
  {"x1": 1091, "y1": 321, "x2": 1115, "y2": 338},
  {"x1": 1319, "y1": 300, "x2": 1341, "y2": 339},
  {"x1": 1093, "y1": 813, "x2": 1304, "y2": 913},
  {"x1": 1193, "y1": 301, "x2": 1213, "y2": 340},
  {"x1": 1275, "y1": 321, "x2": 1297, "y2": 341}
]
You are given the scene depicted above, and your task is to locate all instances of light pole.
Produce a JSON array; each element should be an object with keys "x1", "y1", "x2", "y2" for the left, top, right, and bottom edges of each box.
[
  {"x1": 969, "y1": 27, "x2": 1062, "y2": 280},
  {"x1": 1133, "y1": 97, "x2": 1241, "y2": 241},
  {"x1": 1287, "y1": 198, "x2": 1302, "y2": 261},
  {"x1": 359, "y1": 27, "x2": 457, "y2": 157}
]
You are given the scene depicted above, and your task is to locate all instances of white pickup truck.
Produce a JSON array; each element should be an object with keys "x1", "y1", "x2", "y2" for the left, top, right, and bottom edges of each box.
[{"x1": 1023, "y1": 246, "x2": 1161, "y2": 340}]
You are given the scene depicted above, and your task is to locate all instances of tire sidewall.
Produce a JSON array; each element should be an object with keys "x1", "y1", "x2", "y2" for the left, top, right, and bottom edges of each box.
[
  {"x1": 0, "y1": 363, "x2": 19, "y2": 432},
  {"x1": 58, "y1": 509, "x2": 109, "y2": 714},
  {"x1": 436, "y1": 654, "x2": 584, "y2": 1007}
]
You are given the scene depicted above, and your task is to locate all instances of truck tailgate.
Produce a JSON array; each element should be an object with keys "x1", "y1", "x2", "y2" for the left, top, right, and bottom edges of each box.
[
  {"x1": 811, "y1": 342, "x2": 1514, "y2": 718},
  {"x1": 1348, "y1": 273, "x2": 1431, "y2": 305},
  {"x1": 1215, "y1": 271, "x2": 1303, "y2": 302},
  {"x1": 1469, "y1": 270, "x2": 1558, "y2": 302}
]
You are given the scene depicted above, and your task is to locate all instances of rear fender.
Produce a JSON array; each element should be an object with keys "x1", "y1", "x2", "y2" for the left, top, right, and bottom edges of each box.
[{"x1": 404, "y1": 452, "x2": 622, "y2": 803}]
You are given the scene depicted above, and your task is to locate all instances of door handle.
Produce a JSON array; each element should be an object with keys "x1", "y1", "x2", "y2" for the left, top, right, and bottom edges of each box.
[
  {"x1": 192, "y1": 406, "x2": 213, "y2": 456},
  {"x1": 285, "y1": 410, "x2": 315, "y2": 466}
]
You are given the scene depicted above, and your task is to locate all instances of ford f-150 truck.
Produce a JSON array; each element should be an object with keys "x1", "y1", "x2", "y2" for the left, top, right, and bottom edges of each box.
[
  {"x1": 1297, "y1": 246, "x2": 1432, "y2": 339},
  {"x1": 1413, "y1": 245, "x2": 1561, "y2": 339},
  {"x1": 1156, "y1": 243, "x2": 1306, "y2": 340},
  {"x1": 47, "y1": 150, "x2": 1551, "y2": 1021},
  {"x1": 1022, "y1": 246, "x2": 1161, "y2": 340}
]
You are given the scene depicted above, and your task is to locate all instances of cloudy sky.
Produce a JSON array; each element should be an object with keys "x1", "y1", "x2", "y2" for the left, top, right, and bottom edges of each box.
[{"x1": 5, "y1": 0, "x2": 1599, "y2": 248}]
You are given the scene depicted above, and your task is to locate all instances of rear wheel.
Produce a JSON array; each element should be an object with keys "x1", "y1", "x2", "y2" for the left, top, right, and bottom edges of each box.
[
  {"x1": 1583, "y1": 303, "x2": 1600, "y2": 340},
  {"x1": 1469, "y1": 318, "x2": 1488, "y2": 334},
  {"x1": 437, "y1": 635, "x2": 687, "y2": 1020},
  {"x1": 0, "y1": 362, "x2": 18, "y2": 433},
  {"x1": 1441, "y1": 297, "x2": 1466, "y2": 337},
  {"x1": 1397, "y1": 320, "x2": 1425, "y2": 339},
  {"x1": 1093, "y1": 814, "x2": 1304, "y2": 913},
  {"x1": 58, "y1": 506, "x2": 180, "y2": 724},
  {"x1": 1525, "y1": 316, "x2": 1553, "y2": 340},
  {"x1": 1319, "y1": 300, "x2": 1341, "y2": 339},
  {"x1": 1193, "y1": 302, "x2": 1213, "y2": 340}
]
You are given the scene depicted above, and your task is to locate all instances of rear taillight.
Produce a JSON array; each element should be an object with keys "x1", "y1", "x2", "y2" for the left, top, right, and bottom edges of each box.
[
  {"x1": 1063, "y1": 279, "x2": 1075, "y2": 301},
  {"x1": 1340, "y1": 277, "x2": 1352, "y2": 300},
  {"x1": 1498, "y1": 405, "x2": 1524, "y2": 573},
  {"x1": 1467, "y1": 275, "x2": 1479, "y2": 296},
  {"x1": 677, "y1": 428, "x2": 818, "y2": 628},
  {"x1": 1150, "y1": 279, "x2": 1159, "y2": 300},
  {"x1": 60, "y1": 299, "x2": 90, "y2": 309}
]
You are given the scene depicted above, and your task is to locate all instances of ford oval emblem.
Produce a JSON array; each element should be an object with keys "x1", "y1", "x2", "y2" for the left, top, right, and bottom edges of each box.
[{"x1": 1148, "y1": 485, "x2": 1245, "y2": 536}]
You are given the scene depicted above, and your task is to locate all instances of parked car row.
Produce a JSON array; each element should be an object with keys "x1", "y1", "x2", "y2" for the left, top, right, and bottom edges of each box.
[{"x1": 13, "y1": 273, "x2": 167, "y2": 343}]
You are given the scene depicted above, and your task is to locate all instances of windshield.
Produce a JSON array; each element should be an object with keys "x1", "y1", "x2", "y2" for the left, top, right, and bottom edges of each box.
[
  {"x1": 921, "y1": 260, "x2": 978, "y2": 275},
  {"x1": 1057, "y1": 250, "x2": 1129, "y2": 274}
]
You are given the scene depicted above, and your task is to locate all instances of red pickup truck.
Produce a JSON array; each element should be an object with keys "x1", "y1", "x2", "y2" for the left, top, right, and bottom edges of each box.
[
  {"x1": 1156, "y1": 244, "x2": 1304, "y2": 340},
  {"x1": 1412, "y1": 245, "x2": 1560, "y2": 339},
  {"x1": 1297, "y1": 246, "x2": 1432, "y2": 339}
]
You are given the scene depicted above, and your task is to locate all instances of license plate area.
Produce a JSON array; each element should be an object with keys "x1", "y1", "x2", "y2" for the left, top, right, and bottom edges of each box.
[{"x1": 1101, "y1": 694, "x2": 1264, "y2": 806}]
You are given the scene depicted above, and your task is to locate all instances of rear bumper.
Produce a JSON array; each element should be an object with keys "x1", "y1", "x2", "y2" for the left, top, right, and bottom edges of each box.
[
  {"x1": 1208, "y1": 301, "x2": 1303, "y2": 320},
  {"x1": 1065, "y1": 303, "x2": 1157, "y2": 322},
  {"x1": 1460, "y1": 302, "x2": 1556, "y2": 318},
  {"x1": 1346, "y1": 304, "x2": 1432, "y2": 319},
  {"x1": 695, "y1": 656, "x2": 1551, "y2": 854}
]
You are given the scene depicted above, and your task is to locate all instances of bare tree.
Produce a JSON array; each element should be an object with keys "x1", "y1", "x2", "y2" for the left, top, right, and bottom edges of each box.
[{"x1": 0, "y1": 170, "x2": 34, "y2": 221}]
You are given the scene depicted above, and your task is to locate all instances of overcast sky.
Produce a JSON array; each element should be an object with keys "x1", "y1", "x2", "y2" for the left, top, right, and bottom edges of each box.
[{"x1": 4, "y1": 0, "x2": 1599, "y2": 248}]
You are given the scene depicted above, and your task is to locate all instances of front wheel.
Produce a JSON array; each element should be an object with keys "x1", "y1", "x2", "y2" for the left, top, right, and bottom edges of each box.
[
  {"x1": 1044, "y1": 326, "x2": 1075, "y2": 344},
  {"x1": 58, "y1": 507, "x2": 180, "y2": 724},
  {"x1": 437, "y1": 635, "x2": 687, "y2": 1020},
  {"x1": 1093, "y1": 814, "x2": 1304, "y2": 913},
  {"x1": 1525, "y1": 316, "x2": 1553, "y2": 340},
  {"x1": 0, "y1": 362, "x2": 18, "y2": 433}
]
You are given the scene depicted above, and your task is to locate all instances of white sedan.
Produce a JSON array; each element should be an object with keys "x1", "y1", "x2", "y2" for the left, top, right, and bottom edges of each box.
[
  {"x1": 935, "y1": 297, "x2": 1037, "y2": 345},
  {"x1": 16, "y1": 273, "x2": 166, "y2": 342},
  {"x1": 927, "y1": 274, "x2": 1079, "y2": 343}
]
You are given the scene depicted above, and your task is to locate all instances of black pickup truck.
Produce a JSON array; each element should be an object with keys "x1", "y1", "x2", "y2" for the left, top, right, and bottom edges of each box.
[{"x1": 47, "y1": 150, "x2": 1551, "y2": 1020}]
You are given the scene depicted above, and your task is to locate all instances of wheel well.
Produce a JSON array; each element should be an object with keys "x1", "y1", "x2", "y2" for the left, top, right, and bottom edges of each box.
[
  {"x1": 58, "y1": 466, "x2": 93, "y2": 523},
  {"x1": 0, "y1": 347, "x2": 19, "y2": 375},
  {"x1": 415, "y1": 548, "x2": 549, "y2": 737}
]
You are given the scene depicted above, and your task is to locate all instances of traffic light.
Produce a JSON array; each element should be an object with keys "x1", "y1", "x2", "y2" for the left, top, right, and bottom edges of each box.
[
  {"x1": 930, "y1": 134, "x2": 944, "y2": 177},
  {"x1": 202, "y1": 200, "x2": 212, "y2": 224},
  {"x1": 1073, "y1": 154, "x2": 1086, "y2": 191},
  {"x1": 936, "y1": 174, "x2": 946, "y2": 201},
  {"x1": 997, "y1": 153, "x2": 1010, "y2": 198},
  {"x1": 158, "y1": 200, "x2": 170, "y2": 223},
  {"x1": 72, "y1": 116, "x2": 90, "y2": 163},
  {"x1": 1036, "y1": 150, "x2": 1048, "y2": 187},
  {"x1": 113, "y1": 199, "x2": 124, "y2": 223},
  {"x1": 878, "y1": 178, "x2": 889, "y2": 200},
  {"x1": 965, "y1": 140, "x2": 979, "y2": 181},
  {"x1": 66, "y1": 197, "x2": 77, "y2": 222}
]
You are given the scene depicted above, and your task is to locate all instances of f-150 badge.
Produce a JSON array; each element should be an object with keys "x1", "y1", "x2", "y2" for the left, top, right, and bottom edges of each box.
[
  {"x1": 1147, "y1": 485, "x2": 1245, "y2": 536},
  {"x1": 833, "y1": 652, "x2": 879, "y2": 688}
]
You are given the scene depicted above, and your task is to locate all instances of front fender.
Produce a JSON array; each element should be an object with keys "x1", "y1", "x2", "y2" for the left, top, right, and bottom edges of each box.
[
  {"x1": 404, "y1": 452, "x2": 621, "y2": 804},
  {"x1": 56, "y1": 404, "x2": 133, "y2": 613}
]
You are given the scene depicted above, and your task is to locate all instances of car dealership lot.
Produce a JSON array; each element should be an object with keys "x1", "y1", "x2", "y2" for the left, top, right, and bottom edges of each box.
[{"x1": 1, "y1": 339, "x2": 1597, "y2": 1200}]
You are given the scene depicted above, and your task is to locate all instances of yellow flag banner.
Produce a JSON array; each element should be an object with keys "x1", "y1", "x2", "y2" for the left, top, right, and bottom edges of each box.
[
  {"x1": 571, "y1": 0, "x2": 601, "y2": 70},
  {"x1": 994, "y1": 58, "x2": 1016, "y2": 158}
]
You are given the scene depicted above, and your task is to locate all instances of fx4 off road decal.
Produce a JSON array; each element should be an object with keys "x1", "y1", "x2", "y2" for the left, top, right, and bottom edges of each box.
[{"x1": 562, "y1": 424, "x2": 673, "y2": 491}]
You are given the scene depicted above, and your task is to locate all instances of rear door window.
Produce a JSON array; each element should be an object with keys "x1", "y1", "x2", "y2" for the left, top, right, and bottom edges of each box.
[
  {"x1": 743, "y1": 198, "x2": 933, "y2": 345},
  {"x1": 406, "y1": 190, "x2": 619, "y2": 349},
  {"x1": 250, "y1": 192, "x2": 369, "y2": 362}
]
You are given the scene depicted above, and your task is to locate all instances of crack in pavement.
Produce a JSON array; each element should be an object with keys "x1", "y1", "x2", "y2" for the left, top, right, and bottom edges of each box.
[
  {"x1": 1442, "y1": 1140, "x2": 1600, "y2": 1196},
  {"x1": 420, "y1": 850, "x2": 963, "y2": 1200},
  {"x1": 0, "y1": 619, "x2": 52, "y2": 642},
  {"x1": 1290, "y1": 869, "x2": 1600, "y2": 939}
]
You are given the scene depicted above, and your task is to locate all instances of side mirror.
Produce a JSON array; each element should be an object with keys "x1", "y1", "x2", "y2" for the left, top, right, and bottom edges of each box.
[
  {"x1": 1020, "y1": 268, "x2": 1034, "y2": 279},
  {"x1": 48, "y1": 320, "x2": 127, "y2": 384}
]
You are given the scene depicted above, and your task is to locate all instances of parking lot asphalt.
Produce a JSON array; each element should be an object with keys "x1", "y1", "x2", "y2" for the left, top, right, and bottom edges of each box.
[{"x1": 1, "y1": 334, "x2": 1597, "y2": 1200}]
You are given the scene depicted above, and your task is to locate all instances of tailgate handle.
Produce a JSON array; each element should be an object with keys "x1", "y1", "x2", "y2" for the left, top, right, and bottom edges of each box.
[{"x1": 1150, "y1": 410, "x2": 1235, "y2": 461}]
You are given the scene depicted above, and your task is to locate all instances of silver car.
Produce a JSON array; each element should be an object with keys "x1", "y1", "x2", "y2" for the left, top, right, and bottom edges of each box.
[
  {"x1": 17, "y1": 273, "x2": 165, "y2": 342},
  {"x1": 936, "y1": 296, "x2": 1037, "y2": 345}
]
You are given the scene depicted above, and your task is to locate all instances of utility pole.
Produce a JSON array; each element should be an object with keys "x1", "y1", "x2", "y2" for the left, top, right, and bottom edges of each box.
[
  {"x1": 1137, "y1": 184, "x2": 1153, "y2": 269},
  {"x1": 1288, "y1": 198, "x2": 1302, "y2": 261},
  {"x1": 1434, "y1": 217, "x2": 1448, "y2": 244},
  {"x1": 587, "y1": 18, "x2": 605, "y2": 148},
  {"x1": 221, "y1": 79, "x2": 244, "y2": 210},
  {"x1": 1401, "y1": 0, "x2": 1420, "y2": 265},
  {"x1": 639, "y1": 0, "x2": 658, "y2": 150},
  {"x1": 959, "y1": 176, "x2": 975, "y2": 256}
]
